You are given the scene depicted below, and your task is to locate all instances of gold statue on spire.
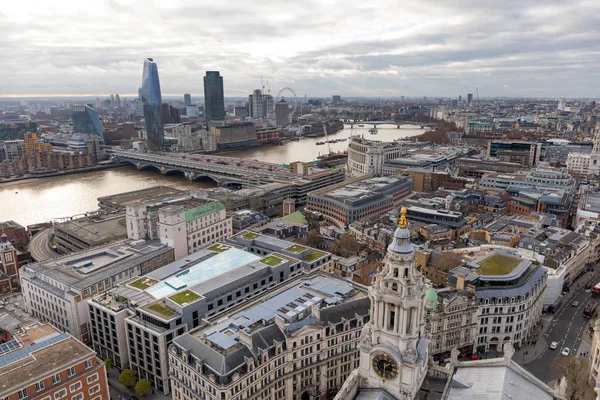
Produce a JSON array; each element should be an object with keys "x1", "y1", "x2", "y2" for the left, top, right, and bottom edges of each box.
[{"x1": 398, "y1": 207, "x2": 407, "y2": 228}]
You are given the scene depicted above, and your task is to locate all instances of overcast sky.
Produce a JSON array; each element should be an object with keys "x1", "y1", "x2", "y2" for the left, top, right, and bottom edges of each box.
[{"x1": 1, "y1": 0, "x2": 599, "y2": 98}]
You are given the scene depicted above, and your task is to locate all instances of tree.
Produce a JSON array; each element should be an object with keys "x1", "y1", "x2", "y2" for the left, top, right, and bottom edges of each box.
[
  {"x1": 307, "y1": 229, "x2": 322, "y2": 247},
  {"x1": 104, "y1": 358, "x2": 113, "y2": 371},
  {"x1": 332, "y1": 233, "x2": 361, "y2": 256},
  {"x1": 552, "y1": 355, "x2": 595, "y2": 400},
  {"x1": 135, "y1": 379, "x2": 152, "y2": 396},
  {"x1": 118, "y1": 369, "x2": 137, "y2": 388}
]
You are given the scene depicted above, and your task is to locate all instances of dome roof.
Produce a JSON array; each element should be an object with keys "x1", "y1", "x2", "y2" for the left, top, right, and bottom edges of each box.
[{"x1": 424, "y1": 287, "x2": 438, "y2": 302}]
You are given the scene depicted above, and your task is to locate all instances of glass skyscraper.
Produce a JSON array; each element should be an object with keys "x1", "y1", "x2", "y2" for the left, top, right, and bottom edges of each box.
[
  {"x1": 141, "y1": 58, "x2": 164, "y2": 150},
  {"x1": 203, "y1": 71, "x2": 225, "y2": 122},
  {"x1": 71, "y1": 105, "x2": 104, "y2": 141}
]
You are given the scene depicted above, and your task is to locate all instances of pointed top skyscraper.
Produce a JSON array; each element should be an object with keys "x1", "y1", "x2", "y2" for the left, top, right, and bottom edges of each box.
[{"x1": 140, "y1": 58, "x2": 164, "y2": 151}]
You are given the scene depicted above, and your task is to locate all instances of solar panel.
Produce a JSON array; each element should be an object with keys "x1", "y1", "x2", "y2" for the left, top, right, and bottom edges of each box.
[{"x1": 0, "y1": 332, "x2": 69, "y2": 368}]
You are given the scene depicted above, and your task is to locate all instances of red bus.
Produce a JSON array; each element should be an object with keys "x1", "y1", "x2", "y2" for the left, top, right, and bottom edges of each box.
[
  {"x1": 593, "y1": 283, "x2": 600, "y2": 298},
  {"x1": 584, "y1": 300, "x2": 598, "y2": 319}
]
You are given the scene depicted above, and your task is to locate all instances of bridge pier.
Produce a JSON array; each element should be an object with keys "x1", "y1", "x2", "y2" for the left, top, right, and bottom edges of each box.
[
  {"x1": 186, "y1": 172, "x2": 196, "y2": 181},
  {"x1": 160, "y1": 167, "x2": 166, "y2": 174},
  {"x1": 136, "y1": 162, "x2": 142, "y2": 170},
  {"x1": 397, "y1": 125, "x2": 400, "y2": 129}
]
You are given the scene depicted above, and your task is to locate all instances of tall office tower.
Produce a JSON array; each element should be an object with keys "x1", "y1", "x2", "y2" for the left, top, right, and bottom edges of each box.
[
  {"x1": 458, "y1": 94, "x2": 462, "y2": 102},
  {"x1": 263, "y1": 94, "x2": 274, "y2": 118},
  {"x1": 71, "y1": 104, "x2": 104, "y2": 141},
  {"x1": 184, "y1": 93, "x2": 192, "y2": 106},
  {"x1": 451, "y1": 99, "x2": 458, "y2": 109},
  {"x1": 95, "y1": 97, "x2": 101, "y2": 108},
  {"x1": 203, "y1": 71, "x2": 226, "y2": 122},
  {"x1": 249, "y1": 89, "x2": 264, "y2": 118},
  {"x1": 467, "y1": 93, "x2": 473, "y2": 106},
  {"x1": 140, "y1": 58, "x2": 164, "y2": 150},
  {"x1": 275, "y1": 99, "x2": 289, "y2": 126},
  {"x1": 115, "y1": 93, "x2": 121, "y2": 108},
  {"x1": 110, "y1": 94, "x2": 115, "y2": 108}
]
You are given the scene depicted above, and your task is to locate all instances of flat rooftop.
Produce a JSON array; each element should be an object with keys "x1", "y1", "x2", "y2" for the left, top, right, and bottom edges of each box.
[
  {"x1": 98, "y1": 186, "x2": 187, "y2": 209},
  {"x1": 199, "y1": 275, "x2": 362, "y2": 351},
  {"x1": 145, "y1": 247, "x2": 261, "y2": 299},
  {"x1": 0, "y1": 220, "x2": 24, "y2": 230},
  {"x1": 55, "y1": 212, "x2": 127, "y2": 245},
  {"x1": 24, "y1": 239, "x2": 169, "y2": 290},
  {"x1": 0, "y1": 325, "x2": 93, "y2": 395}
]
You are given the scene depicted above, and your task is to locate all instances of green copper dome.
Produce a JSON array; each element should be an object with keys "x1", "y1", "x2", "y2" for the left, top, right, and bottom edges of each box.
[{"x1": 424, "y1": 287, "x2": 438, "y2": 302}]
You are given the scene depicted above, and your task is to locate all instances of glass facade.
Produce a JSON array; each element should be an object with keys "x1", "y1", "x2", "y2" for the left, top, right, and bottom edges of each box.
[
  {"x1": 0, "y1": 121, "x2": 37, "y2": 141},
  {"x1": 71, "y1": 105, "x2": 104, "y2": 141},
  {"x1": 141, "y1": 58, "x2": 164, "y2": 150},
  {"x1": 203, "y1": 71, "x2": 225, "y2": 122}
]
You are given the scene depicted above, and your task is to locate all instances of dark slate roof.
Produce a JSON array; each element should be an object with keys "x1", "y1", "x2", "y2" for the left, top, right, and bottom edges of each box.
[
  {"x1": 320, "y1": 297, "x2": 370, "y2": 324},
  {"x1": 251, "y1": 324, "x2": 286, "y2": 352},
  {"x1": 173, "y1": 333, "x2": 253, "y2": 376}
]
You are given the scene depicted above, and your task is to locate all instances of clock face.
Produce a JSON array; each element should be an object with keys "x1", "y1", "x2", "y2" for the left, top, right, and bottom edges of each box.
[{"x1": 372, "y1": 353, "x2": 398, "y2": 379}]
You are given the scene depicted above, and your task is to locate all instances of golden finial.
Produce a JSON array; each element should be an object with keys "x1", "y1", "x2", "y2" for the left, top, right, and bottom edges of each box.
[{"x1": 398, "y1": 207, "x2": 407, "y2": 228}]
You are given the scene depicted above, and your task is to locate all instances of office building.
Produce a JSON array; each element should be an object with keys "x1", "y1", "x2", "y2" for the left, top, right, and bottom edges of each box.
[
  {"x1": 203, "y1": 71, "x2": 226, "y2": 122},
  {"x1": 275, "y1": 99, "x2": 290, "y2": 126},
  {"x1": 234, "y1": 106, "x2": 248, "y2": 118},
  {"x1": 0, "y1": 221, "x2": 29, "y2": 250},
  {"x1": 306, "y1": 176, "x2": 413, "y2": 227},
  {"x1": 184, "y1": 93, "x2": 192, "y2": 106},
  {"x1": 332, "y1": 95, "x2": 342, "y2": 103},
  {"x1": 249, "y1": 89, "x2": 265, "y2": 118},
  {"x1": 213, "y1": 122, "x2": 258, "y2": 149},
  {"x1": 404, "y1": 206, "x2": 469, "y2": 239},
  {"x1": 169, "y1": 272, "x2": 368, "y2": 400},
  {"x1": 53, "y1": 212, "x2": 127, "y2": 254},
  {"x1": 20, "y1": 239, "x2": 174, "y2": 343},
  {"x1": 89, "y1": 240, "x2": 334, "y2": 395},
  {"x1": 347, "y1": 138, "x2": 407, "y2": 176},
  {"x1": 264, "y1": 93, "x2": 274, "y2": 118},
  {"x1": 71, "y1": 105, "x2": 104, "y2": 141},
  {"x1": 467, "y1": 93, "x2": 473, "y2": 106},
  {"x1": 446, "y1": 249, "x2": 546, "y2": 352},
  {"x1": 98, "y1": 186, "x2": 188, "y2": 212},
  {"x1": 424, "y1": 288, "x2": 478, "y2": 364},
  {"x1": 0, "y1": 323, "x2": 110, "y2": 400},
  {"x1": 140, "y1": 58, "x2": 164, "y2": 150},
  {"x1": 2, "y1": 140, "x2": 25, "y2": 160},
  {"x1": 487, "y1": 140, "x2": 541, "y2": 167},
  {"x1": 126, "y1": 194, "x2": 232, "y2": 260}
]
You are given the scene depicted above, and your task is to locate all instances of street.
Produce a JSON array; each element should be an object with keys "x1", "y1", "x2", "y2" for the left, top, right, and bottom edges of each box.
[{"x1": 521, "y1": 269, "x2": 600, "y2": 383}]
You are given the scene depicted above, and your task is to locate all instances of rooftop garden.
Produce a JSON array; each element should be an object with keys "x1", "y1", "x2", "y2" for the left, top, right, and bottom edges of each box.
[
  {"x1": 477, "y1": 254, "x2": 522, "y2": 276},
  {"x1": 303, "y1": 250, "x2": 325, "y2": 262},
  {"x1": 242, "y1": 232, "x2": 261, "y2": 240},
  {"x1": 130, "y1": 277, "x2": 158, "y2": 290},
  {"x1": 169, "y1": 290, "x2": 201, "y2": 305},
  {"x1": 148, "y1": 303, "x2": 175, "y2": 318},
  {"x1": 285, "y1": 244, "x2": 308, "y2": 254},
  {"x1": 208, "y1": 243, "x2": 230, "y2": 253},
  {"x1": 260, "y1": 255, "x2": 284, "y2": 266}
]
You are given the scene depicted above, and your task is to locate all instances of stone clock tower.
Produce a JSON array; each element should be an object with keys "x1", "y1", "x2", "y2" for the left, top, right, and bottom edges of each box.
[{"x1": 355, "y1": 208, "x2": 430, "y2": 399}]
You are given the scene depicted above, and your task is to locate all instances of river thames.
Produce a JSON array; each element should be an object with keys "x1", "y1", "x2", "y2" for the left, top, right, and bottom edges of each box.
[{"x1": 0, "y1": 124, "x2": 424, "y2": 226}]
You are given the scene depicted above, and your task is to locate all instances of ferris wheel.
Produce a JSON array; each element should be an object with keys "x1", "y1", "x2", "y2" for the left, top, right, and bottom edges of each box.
[{"x1": 276, "y1": 87, "x2": 297, "y2": 115}]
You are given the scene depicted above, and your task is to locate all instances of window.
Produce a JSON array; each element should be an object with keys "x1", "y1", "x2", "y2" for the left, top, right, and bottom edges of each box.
[
  {"x1": 36, "y1": 381, "x2": 45, "y2": 392},
  {"x1": 85, "y1": 359, "x2": 93, "y2": 369},
  {"x1": 67, "y1": 367, "x2": 76, "y2": 377},
  {"x1": 71, "y1": 394, "x2": 84, "y2": 400},
  {"x1": 88, "y1": 385, "x2": 100, "y2": 396},
  {"x1": 18, "y1": 389, "x2": 28, "y2": 399},
  {"x1": 69, "y1": 381, "x2": 82, "y2": 392},
  {"x1": 54, "y1": 389, "x2": 67, "y2": 399},
  {"x1": 52, "y1": 374, "x2": 61, "y2": 384}
]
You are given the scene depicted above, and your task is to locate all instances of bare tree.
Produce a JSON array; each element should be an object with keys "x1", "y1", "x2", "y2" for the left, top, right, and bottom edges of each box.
[
  {"x1": 332, "y1": 233, "x2": 361, "y2": 256},
  {"x1": 552, "y1": 355, "x2": 595, "y2": 400}
]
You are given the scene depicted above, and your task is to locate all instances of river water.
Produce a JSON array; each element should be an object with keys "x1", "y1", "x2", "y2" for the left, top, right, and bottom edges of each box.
[
  {"x1": 0, "y1": 124, "x2": 424, "y2": 227},
  {"x1": 225, "y1": 124, "x2": 425, "y2": 163}
]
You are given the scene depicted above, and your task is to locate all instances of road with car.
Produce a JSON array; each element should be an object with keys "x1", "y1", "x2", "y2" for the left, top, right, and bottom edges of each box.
[{"x1": 523, "y1": 269, "x2": 600, "y2": 383}]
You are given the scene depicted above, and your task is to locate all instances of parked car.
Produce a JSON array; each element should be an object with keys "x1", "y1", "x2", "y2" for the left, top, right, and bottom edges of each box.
[
  {"x1": 561, "y1": 347, "x2": 571, "y2": 356},
  {"x1": 550, "y1": 342, "x2": 559, "y2": 350},
  {"x1": 586, "y1": 283, "x2": 593, "y2": 289},
  {"x1": 572, "y1": 301, "x2": 580, "y2": 307}
]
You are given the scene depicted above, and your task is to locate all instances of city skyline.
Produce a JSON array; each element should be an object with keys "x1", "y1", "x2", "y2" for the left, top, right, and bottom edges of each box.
[{"x1": 2, "y1": 0, "x2": 599, "y2": 98}]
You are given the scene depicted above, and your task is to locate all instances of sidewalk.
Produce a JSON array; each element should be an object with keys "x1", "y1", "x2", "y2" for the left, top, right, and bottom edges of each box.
[
  {"x1": 107, "y1": 371, "x2": 170, "y2": 400},
  {"x1": 515, "y1": 314, "x2": 553, "y2": 364}
]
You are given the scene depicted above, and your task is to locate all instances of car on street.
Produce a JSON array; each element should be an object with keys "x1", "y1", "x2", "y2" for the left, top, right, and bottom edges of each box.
[
  {"x1": 550, "y1": 342, "x2": 559, "y2": 350},
  {"x1": 587, "y1": 283, "x2": 593, "y2": 289},
  {"x1": 561, "y1": 347, "x2": 571, "y2": 356},
  {"x1": 572, "y1": 301, "x2": 580, "y2": 307}
]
